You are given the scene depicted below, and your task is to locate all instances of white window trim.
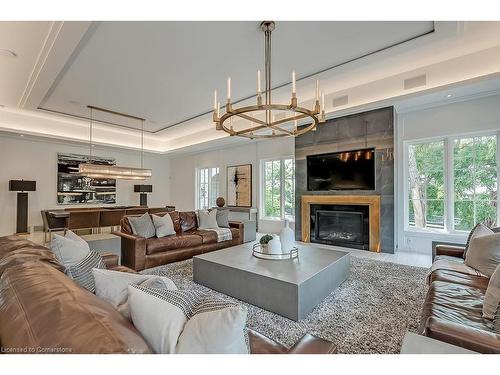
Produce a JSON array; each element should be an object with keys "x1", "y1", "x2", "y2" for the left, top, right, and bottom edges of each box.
[
  {"x1": 259, "y1": 156, "x2": 295, "y2": 221},
  {"x1": 404, "y1": 130, "x2": 500, "y2": 236}
]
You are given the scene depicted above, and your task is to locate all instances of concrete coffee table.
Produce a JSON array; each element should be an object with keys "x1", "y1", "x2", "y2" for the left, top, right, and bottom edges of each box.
[{"x1": 193, "y1": 242, "x2": 350, "y2": 321}]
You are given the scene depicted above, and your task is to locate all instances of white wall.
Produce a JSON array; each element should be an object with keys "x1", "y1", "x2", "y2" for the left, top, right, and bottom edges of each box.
[
  {"x1": 396, "y1": 93, "x2": 500, "y2": 254},
  {"x1": 170, "y1": 137, "x2": 294, "y2": 234},
  {"x1": 0, "y1": 135, "x2": 171, "y2": 236}
]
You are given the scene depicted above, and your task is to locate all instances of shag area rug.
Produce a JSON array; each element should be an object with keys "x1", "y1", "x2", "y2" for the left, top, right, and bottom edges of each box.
[{"x1": 142, "y1": 256, "x2": 428, "y2": 354}]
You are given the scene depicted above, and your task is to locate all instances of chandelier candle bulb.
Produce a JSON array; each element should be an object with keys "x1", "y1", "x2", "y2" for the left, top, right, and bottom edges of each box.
[
  {"x1": 227, "y1": 77, "x2": 231, "y2": 101},
  {"x1": 316, "y1": 80, "x2": 320, "y2": 101},
  {"x1": 292, "y1": 71, "x2": 296, "y2": 95},
  {"x1": 257, "y1": 70, "x2": 261, "y2": 94},
  {"x1": 321, "y1": 92, "x2": 325, "y2": 111},
  {"x1": 213, "y1": 90, "x2": 217, "y2": 110}
]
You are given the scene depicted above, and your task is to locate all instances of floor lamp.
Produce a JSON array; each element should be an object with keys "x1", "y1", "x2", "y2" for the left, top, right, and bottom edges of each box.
[{"x1": 9, "y1": 180, "x2": 36, "y2": 234}]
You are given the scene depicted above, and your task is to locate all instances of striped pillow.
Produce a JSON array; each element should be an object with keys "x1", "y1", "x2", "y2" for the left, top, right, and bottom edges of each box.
[
  {"x1": 66, "y1": 250, "x2": 106, "y2": 293},
  {"x1": 494, "y1": 304, "x2": 500, "y2": 334}
]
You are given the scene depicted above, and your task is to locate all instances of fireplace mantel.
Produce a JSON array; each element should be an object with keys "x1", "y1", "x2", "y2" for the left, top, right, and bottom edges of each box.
[{"x1": 301, "y1": 195, "x2": 381, "y2": 252}]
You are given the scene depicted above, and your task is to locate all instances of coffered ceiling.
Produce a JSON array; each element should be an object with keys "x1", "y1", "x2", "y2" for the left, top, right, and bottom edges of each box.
[{"x1": 1, "y1": 21, "x2": 500, "y2": 154}]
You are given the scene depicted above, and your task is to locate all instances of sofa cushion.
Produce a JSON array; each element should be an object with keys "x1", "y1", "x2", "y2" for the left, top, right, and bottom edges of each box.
[
  {"x1": 194, "y1": 230, "x2": 218, "y2": 244},
  {"x1": 429, "y1": 269, "x2": 489, "y2": 291},
  {"x1": 465, "y1": 232, "x2": 500, "y2": 277},
  {"x1": 420, "y1": 281, "x2": 491, "y2": 333},
  {"x1": 197, "y1": 209, "x2": 219, "y2": 230},
  {"x1": 146, "y1": 233, "x2": 203, "y2": 255},
  {"x1": 0, "y1": 261, "x2": 151, "y2": 353},
  {"x1": 179, "y1": 211, "x2": 198, "y2": 232},
  {"x1": 216, "y1": 208, "x2": 230, "y2": 228},
  {"x1": 0, "y1": 235, "x2": 45, "y2": 259},
  {"x1": 427, "y1": 255, "x2": 485, "y2": 284}
]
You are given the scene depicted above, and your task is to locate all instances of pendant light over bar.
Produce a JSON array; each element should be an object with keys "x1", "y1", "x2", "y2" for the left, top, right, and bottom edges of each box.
[
  {"x1": 78, "y1": 105, "x2": 152, "y2": 180},
  {"x1": 212, "y1": 21, "x2": 326, "y2": 139}
]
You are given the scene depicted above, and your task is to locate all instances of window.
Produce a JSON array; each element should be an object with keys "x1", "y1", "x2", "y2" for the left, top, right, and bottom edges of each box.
[
  {"x1": 196, "y1": 167, "x2": 220, "y2": 209},
  {"x1": 453, "y1": 135, "x2": 497, "y2": 231},
  {"x1": 408, "y1": 141, "x2": 445, "y2": 229},
  {"x1": 262, "y1": 158, "x2": 295, "y2": 220},
  {"x1": 406, "y1": 133, "x2": 498, "y2": 233}
]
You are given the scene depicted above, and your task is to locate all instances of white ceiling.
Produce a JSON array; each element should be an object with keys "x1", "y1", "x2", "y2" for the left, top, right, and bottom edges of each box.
[
  {"x1": 37, "y1": 21, "x2": 434, "y2": 132},
  {"x1": 1, "y1": 21, "x2": 500, "y2": 154},
  {"x1": 0, "y1": 21, "x2": 53, "y2": 107}
]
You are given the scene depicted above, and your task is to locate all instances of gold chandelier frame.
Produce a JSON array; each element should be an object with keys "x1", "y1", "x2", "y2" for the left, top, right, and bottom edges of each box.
[{"x1": 213, "y1": 21, "x2": 325, "y2": 139}]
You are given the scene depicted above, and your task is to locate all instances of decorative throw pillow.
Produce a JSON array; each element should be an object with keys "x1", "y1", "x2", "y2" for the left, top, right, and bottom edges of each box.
[
  {"x1": 152, "y1": 214, "x2": 176, "y2": 238},
  {"x1": 66, "y1": 250, "x2": 106, "y2": 292},
  {"x1": 465, "y1": 232, "x2": 500, "y2": 277},
  {"x1": 128, "y1": 213, "x2": 156, "y2": 238},
  {"x1": 197, "y1": 209, "x2": 219, "y2": 230},
  {"x1": 127, "y1": 286, "x2": 248, "y2": 354},
  {"x1": 92, "y1": 268, "x2": 177, "y2": 319},
  {"x1": 463, "y1": 223, "x2": 493, "y2": 259},
  {"x1": 494, "y1": 304, "x2": 500, "y2": 334},
  {"x1": 483, "y1": 264, "x2": 500, "y2": 320},
  {"x1": 216, "y1": 209, "x2": 230, "y2": 228},
  {"x1": 49, "y1": 230, "x2": 90, "y2": 268}
]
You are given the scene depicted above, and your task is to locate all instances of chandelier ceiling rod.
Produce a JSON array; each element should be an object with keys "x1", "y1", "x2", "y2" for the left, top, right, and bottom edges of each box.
[
  {"x1": 78, "y1": 105, "x2": 152, "y2": 180},
  {"x1": 212, "y1": 21, "x2": 326, "y2": 139}
]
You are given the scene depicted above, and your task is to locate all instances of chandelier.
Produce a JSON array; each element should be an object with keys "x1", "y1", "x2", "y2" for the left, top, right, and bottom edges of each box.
[
  {"x1": 78, "y1": 105, "x2": 152, "y2": 180},
  {"x1": 212, "y1": 21, "x2": 326, "y2": 139}
]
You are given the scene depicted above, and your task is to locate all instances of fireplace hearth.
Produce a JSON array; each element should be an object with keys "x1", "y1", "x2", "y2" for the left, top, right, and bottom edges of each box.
[{"x1": 310, "y1": 204, "x2": 369, "y2": 250}]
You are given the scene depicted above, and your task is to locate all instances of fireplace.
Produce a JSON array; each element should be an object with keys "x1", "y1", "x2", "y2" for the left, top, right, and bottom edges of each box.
[
  {"x1": 310, "y1": 204, "x2": 369, "y2": 249},
  {"x1": 301, "y1": 195, "x2": 381, "y2": 252}
]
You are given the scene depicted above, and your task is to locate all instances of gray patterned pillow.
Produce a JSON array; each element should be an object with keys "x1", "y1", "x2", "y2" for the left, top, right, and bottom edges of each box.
[
  {"x1": 128, "y1": 213, "x2": 156, "y2": 238},
  {"x1": 216, "y1": 209, "x2": 230, "y2": 228},
  {"x1": 66, "y1": 250, "x2": 106, "y2": 292}
]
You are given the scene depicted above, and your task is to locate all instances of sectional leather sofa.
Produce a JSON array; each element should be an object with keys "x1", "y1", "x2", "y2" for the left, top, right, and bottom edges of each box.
[
  {"x1": 421, "y1": 244, "x2": 500, "y2": 353},
  {"x1": 0, "y1": 235, "x2": 336, "y2": 354},
  {"x1": 114, "y1": 211, "x2": 244, "y2": 271}
]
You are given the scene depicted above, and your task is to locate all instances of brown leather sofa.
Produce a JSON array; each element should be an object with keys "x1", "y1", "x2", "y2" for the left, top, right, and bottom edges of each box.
[
  {"x1": 420, "y1": 244, "x2": 500, "y2": 353},
  {"x1": 0, "y1": 235, "x2": 336, "y2": 354},
  {"x1": 114, "y1": 211, "x2": 244, "y2": 271}
]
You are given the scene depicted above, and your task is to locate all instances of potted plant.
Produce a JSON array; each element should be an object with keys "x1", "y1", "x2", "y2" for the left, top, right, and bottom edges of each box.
[{"x1": 259, "y1": 234, "x2": 274, "y2": 253}]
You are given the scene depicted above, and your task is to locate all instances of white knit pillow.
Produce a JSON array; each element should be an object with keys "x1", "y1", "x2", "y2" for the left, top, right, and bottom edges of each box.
[
  {"x1": 127, "y1": 286, "x2": 248, "y2": 354},
  {"x1": 49, "y1": 230, "x2": 90, "y2": 268},
  {"x1": 197, "y1": 209, "x2": 219, "y2": 230}
]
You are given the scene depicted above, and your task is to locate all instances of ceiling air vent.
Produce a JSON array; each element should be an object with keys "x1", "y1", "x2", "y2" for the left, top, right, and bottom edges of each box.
[
  {"x1": 332, "y1": 95, "x2": 349, "y2": 107},
  {"x1": 403, "y1": 74, "x2": 427, "y2": 90}
]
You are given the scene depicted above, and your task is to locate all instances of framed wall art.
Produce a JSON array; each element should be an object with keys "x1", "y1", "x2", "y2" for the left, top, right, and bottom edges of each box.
[{"x1": 226, "y1": 164, "x2": 252, "y2": 207}]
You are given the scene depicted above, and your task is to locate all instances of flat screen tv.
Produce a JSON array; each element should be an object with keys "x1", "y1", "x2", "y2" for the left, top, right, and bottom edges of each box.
[{"x1": 307, "y1": 148, "x2": 375, "y2": 191}]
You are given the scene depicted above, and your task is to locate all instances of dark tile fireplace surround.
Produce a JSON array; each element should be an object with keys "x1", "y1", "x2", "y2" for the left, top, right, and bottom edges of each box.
[{"x1": 310, "y1": 204, "x2": 369, "y2": 250}]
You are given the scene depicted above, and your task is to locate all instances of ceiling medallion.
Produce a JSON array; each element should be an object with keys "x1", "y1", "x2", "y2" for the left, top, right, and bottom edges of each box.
[
  {"x1": 79, "y1": 106, "x2": 152, "y2": 180},
  {"x1": 212, "y1": 21, "x2": 326, "y2": 139}
]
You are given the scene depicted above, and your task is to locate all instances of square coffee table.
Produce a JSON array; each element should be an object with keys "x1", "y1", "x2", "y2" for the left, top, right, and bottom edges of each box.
[{"x1": 193, "y1": 242, "x2": 350, "y2": 321}]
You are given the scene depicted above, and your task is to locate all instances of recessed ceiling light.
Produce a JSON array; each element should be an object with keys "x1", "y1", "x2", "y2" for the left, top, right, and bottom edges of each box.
[
  {"x1": 19, "y1": 134, "x2": 24, "y2": 137},
  {"x1": 446, "y1": 94, "x2": 453, "y2": 98},
  {"x1": 0, "y1": 49, "x2": 17, "y2": 58}
]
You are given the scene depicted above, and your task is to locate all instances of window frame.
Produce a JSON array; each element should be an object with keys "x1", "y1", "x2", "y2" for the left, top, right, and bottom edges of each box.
[
  {"x1": 404, "y1": 130, "x2": 500, "y2": 235},
  {"x1": 260, "y1": 156, "x2": 295, "y2": 221},
  {"x1": 195, "y1": 167, "x2": 220, "y2": 210}
]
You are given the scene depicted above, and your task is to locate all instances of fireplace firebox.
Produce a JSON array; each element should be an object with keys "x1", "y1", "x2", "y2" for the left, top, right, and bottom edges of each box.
[{"x1": 310, "y1": 204, "x2": 369, "y2": 250}]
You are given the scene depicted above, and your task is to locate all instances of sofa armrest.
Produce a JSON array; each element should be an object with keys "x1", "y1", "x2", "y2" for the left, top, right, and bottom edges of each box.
[
  {"x1": 425, "y1": 317, "x2": 500, "y2": 353},
  {"x1": 101, "y1": 253, "x2": 119, "y2": 268},
  {"x1": 112, "y1": 231, "x2": 147, "y2": 271},
  {"x1": 287, "y1": 334, "x2": 337, "y2": 354},
  {"x1": 229, "y1": 221, "x2": 244, "y2": 244},
  {"x1": 435, "y1": 244, "x2": 465, "y2": 260}
]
